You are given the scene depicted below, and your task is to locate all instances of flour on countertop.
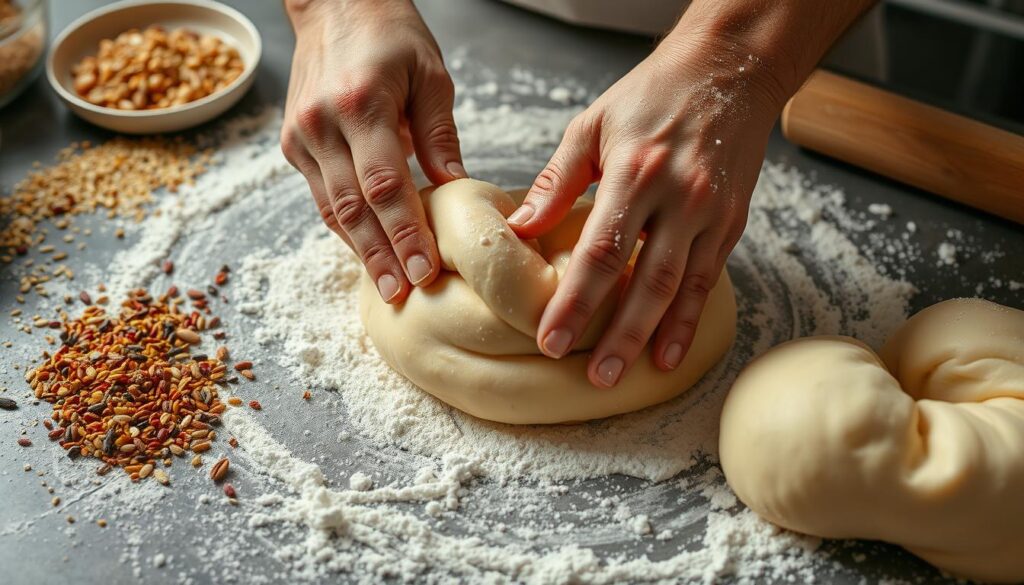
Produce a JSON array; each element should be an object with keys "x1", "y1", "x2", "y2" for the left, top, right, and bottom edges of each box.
[{"x1": 7, "y1": 52, "x2": 998, "y2": 585}]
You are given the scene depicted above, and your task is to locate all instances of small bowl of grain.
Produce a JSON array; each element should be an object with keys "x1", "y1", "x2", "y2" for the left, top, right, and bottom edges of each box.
[{"x1": 47, "y1": 0, "x2": 260, "y2": 134}]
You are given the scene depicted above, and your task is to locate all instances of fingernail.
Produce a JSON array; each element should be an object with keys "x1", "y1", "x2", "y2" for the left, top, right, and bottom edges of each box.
[
  {"x1": 541, "y1": 328, "x2": 573, "y2": 358},
  {"x1": 377, "y1": 274, "x2": 400, "y2": 302},
  {"x1": 663, "y1": 343, "x2": 684, "y2": 370},
  {"x1": 446, "y1": 161, "x2": 467, "y2": 178},
  {"x1": 507, "y1": 205, "x2": 534, "y2": 227},
  {"x1": 596, "y1": 356, "x2": 625, "y2": 387},
  {"x1": 406, "y1": 254, "x2": 432, "y2": 285}
]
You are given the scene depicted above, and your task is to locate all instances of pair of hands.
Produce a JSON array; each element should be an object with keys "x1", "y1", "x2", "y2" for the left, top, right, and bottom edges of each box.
[{"x1": 282, "y1": 0, "x2": 785, "y2": 388}]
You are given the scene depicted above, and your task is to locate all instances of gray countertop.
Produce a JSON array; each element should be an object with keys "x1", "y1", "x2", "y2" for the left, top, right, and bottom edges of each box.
[{"x1": 1, "y1": 1, "x2": 1021, "y2": 584}]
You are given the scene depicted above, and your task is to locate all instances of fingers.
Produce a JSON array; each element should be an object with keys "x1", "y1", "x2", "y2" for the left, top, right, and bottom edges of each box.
[
  {"x1": 586, "y1": 224, "x2": 687, "y2": 388},
  {"x1": 508, "y1": 115, "x2": 598, "y2": 239},
  {"x1": 409, "y1": 68, "x2": 466, "y2": 184},
  {"x1": 318, "y1": 139, "x2": 413, "y2": 305},
  {"x1": 535, "y1": 172, "x2": 644, "y2": 362},
  {"x1": 652, "y1": 232, "x2": 723, "y2": 372},
  {"x1": 283, "y1": 124, "x2": 411, "y2": 304},
  {"x1": 346, "y1": 118, "x2": 441, "y2": 288}
]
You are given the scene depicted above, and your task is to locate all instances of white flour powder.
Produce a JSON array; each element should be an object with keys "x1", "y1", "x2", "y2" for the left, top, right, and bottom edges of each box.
[{"x1": 4, "y1": 54, "x2": 944, "y2": 584}]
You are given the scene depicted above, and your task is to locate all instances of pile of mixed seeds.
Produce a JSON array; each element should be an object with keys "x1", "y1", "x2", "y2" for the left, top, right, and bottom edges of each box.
[
  {"x1": 0, "y1": 136, "x2": 212, "y2": 302},
  {"x1": 5, "y1": 133, "x2": 257, "y2": 506}
]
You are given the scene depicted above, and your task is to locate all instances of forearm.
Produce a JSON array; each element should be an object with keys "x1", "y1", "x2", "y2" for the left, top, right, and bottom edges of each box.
[{"x1": 660, "y1": 0, "x2": 877, "y2": 111}]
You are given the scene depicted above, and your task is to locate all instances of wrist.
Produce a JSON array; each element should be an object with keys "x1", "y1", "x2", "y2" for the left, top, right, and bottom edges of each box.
[
  {"x1": 659, "y1": 1, "x2": 874, "y2": 113},
  {"x1": 285, "y1": 0, "x2": 415, "y2": 34}
]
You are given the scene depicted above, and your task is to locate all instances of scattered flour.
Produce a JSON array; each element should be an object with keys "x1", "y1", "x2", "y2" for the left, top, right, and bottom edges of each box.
[
  {"x1": 11, "y1": 51, "x2": 1000, "y2": 585},
  {"x1": 937, "y1": 242, "x2": 958, "y2": 266}
]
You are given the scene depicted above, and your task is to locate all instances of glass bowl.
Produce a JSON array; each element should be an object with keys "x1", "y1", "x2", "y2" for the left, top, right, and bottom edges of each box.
[{"x1": 0, "y1": 0, "x2": 48, "y2": 109}]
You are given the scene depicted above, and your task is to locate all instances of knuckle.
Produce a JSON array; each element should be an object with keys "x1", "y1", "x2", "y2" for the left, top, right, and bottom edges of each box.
[
  {"x1": 565, "y1": 113, "x2": 593, "y2": 139},
  {"x1": 387, "y1": 218, "x2": 424, "y2": 249},
  {"x1": 362, "y1": 167, "x2": 407, "y2": 208},
  {"x1": 681, "y1": 272, "x2": 713, "y2": 298},
  {"x1": 333, "y1": 78, "x2": 379, "y2": 120},
  {"x1": 295, "y1": 102, "x2": 328, "y2": 139},
  {"x1": 579, "y1": 232, "x2": 628, "y2": 277},
  {"x1": 422, "y1": 120, "x2": 460, "y2": 149},
  {"x1": 331, "y1": 189, "x2": 370, "y2": 228},
  {"x1": 315, "y1": 201, "x2": 342, "y2": 233},
  {"x1": 670, "y1": 316, "x2": 701, "y2": 334},
  {"x1": 616, "y1": 324, "x2": 649, "y2": 350},
  {"x1": 561, "y1": 290, "x2": 595, "y2": 322},
  {"x1": 642, "y1": 260, "x2": 681, "y2": 299},
  {"x1": 626, "y1": 144, "x2": 672, "y2": 188},
  {"x1": 423, "y1": 67, "x2": 454, "y2": 94},
  {"x1": 531, "y1": 165, "x2": 566, "y2": 196},
  {"x1": 280, "y1": 132, "x2": 303, "y2": 167},
  {"x1": 359, "y1": 240, "x2": 394, "y2": 268}
]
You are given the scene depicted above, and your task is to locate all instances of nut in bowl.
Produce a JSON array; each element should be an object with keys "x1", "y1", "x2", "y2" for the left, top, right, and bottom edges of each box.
[{"x1": 47, "y1": 0, "x2": 260, "y2": 134}]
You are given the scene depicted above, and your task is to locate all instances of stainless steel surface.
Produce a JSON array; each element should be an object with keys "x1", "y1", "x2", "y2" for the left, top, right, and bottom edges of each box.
[{"x1": 1, "y1": 1, "x2": 1021, "y2": 583}]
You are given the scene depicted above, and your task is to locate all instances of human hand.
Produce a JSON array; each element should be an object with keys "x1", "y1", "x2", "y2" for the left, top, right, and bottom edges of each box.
[
  {"x1": 281, "y1": 0, "x2": 466, "y2": 304},
  {"x1": 508, "y1": 33, "x2": 788, "y2": 388}
]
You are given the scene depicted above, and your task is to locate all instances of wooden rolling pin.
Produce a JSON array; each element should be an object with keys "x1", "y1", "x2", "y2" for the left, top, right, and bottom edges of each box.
[{"x1": 781, "y1": 70, "x2": 1024, "y2": 225}]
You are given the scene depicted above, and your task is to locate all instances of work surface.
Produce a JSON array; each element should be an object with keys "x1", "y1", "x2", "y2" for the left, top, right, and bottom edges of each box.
[{"x1": 1, "y1": 1, "x2": 1022, "y2": 584}]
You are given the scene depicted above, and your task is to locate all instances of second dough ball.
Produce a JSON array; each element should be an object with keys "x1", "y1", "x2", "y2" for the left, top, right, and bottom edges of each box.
[{"x1": 719, "y1": 298, "x2": 1024, "y2": 583}]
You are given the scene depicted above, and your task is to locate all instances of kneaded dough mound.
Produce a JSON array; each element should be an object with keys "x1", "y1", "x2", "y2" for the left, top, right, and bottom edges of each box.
[
  {"x1": 719, "y1": 298, "x2": 1024, "y2": 583},
  {"x1": 360, "y1": 179, "x2": 737, "y2": 424}
]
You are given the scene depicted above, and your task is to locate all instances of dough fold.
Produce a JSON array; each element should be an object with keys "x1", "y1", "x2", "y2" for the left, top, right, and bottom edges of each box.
[
  {"x1": 360, "y1": 178, "x2": 737, "y2": 424},
  {"x1": 719, "y1": 298, "x2": 1024, "y2": 582}
]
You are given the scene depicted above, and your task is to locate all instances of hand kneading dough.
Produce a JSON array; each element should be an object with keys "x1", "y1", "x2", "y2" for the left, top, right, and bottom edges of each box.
[
  {"x1": 359, "y1": 178, "x2": 736, "y2": 424},
  {"x1": 719, "y1": 298, "x2": 1024, "y2": 583}
]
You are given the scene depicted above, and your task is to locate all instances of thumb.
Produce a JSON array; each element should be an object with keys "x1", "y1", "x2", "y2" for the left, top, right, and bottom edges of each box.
[
  {"x1": 410, "y1": 72, "x2": 466, "y2": 185},
  {"x1": 509, "y1": 118, "x2": 597, "y2": 239}
]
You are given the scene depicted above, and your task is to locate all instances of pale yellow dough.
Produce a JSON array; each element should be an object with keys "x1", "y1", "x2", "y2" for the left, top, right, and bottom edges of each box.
[
  {"x1": 359, "y1": 178, "x2": 737, "y2": 424},
  {"x1": 719, "y1": 298, "x2": 1024, "y2": 583}
]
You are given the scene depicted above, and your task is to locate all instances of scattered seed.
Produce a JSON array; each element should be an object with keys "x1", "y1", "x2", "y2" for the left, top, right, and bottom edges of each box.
[
  {"x1": 175, "y1": 328, "x2": 200, "y2": 344},
  {"x1": 97, "y1": 519, "x2": 107, "y2": 528},
  {"x1": 162, "y1": 260, "x2": 174, "y2": 274},
  {"x1": 0, "y1": 397, "x2": 17, "y2": 410},
  {"x1": 210, "y1": 457, "x2": 229, "y2": 482},
  {"x1": 302, "y1": 390, "x2": 311, "y2": 401},
  {"x1": 52, "y1": 497, "x2": 60, "y2": 507},
  {"x1": 233, "y1": 361, "x2": 252, "y2": 371},
  {"x1": 228, "y1": 437, "x2": 238, "y2": 448},
  {"x1": 227, "y1": 397, "x2": 242, "y2": 406},
  {"x1": 214, "y1": 271, "x2": 228, "y2": 286},
  {"x1": 17, "y1": 437, "x2": 32, "y2": 447},
  {"x1": 240, "y1": 369, "x2": 255, "y2": 381},
  {"x1": 24, "y1": 285, "x2": 231, "y2": 483},
  {"x1": 248, "y1": 400, "x2": 261, "y2": 410},
  {"x1": 215, "y1": 346, "x2": 229, "y2": 361},
  {"x1": 79, "y1": 291, "x2": 92, "y2": 305},
  {"x1": 223, "y1": 483, "x2": 236, "y2": 498},
  {"x1": 191, "y1": 455, "x2": 202, "y2": 467},
  {"x1": 153, "y1": 469, "x2": 169, "y2": 485},
  {"x1": 186, "y1": 289, "x2": 205, "y2": 300},
  {"x1": 66, "y1": 515, "x2": 75, "y2": 524}
]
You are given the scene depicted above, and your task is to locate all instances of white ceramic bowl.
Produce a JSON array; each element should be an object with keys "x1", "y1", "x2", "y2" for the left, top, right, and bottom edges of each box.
[{"x1": 47, "y1": 0, "x2": 261, "y2": 134}]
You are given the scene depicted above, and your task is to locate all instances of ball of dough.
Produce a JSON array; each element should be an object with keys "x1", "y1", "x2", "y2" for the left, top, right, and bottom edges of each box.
[
  {"x1": 360, "y1": 178, "x2": 737, "y2": 424},
  {"x1": 719, "y1": 298, "x2": 1024, "y2": 583}
]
